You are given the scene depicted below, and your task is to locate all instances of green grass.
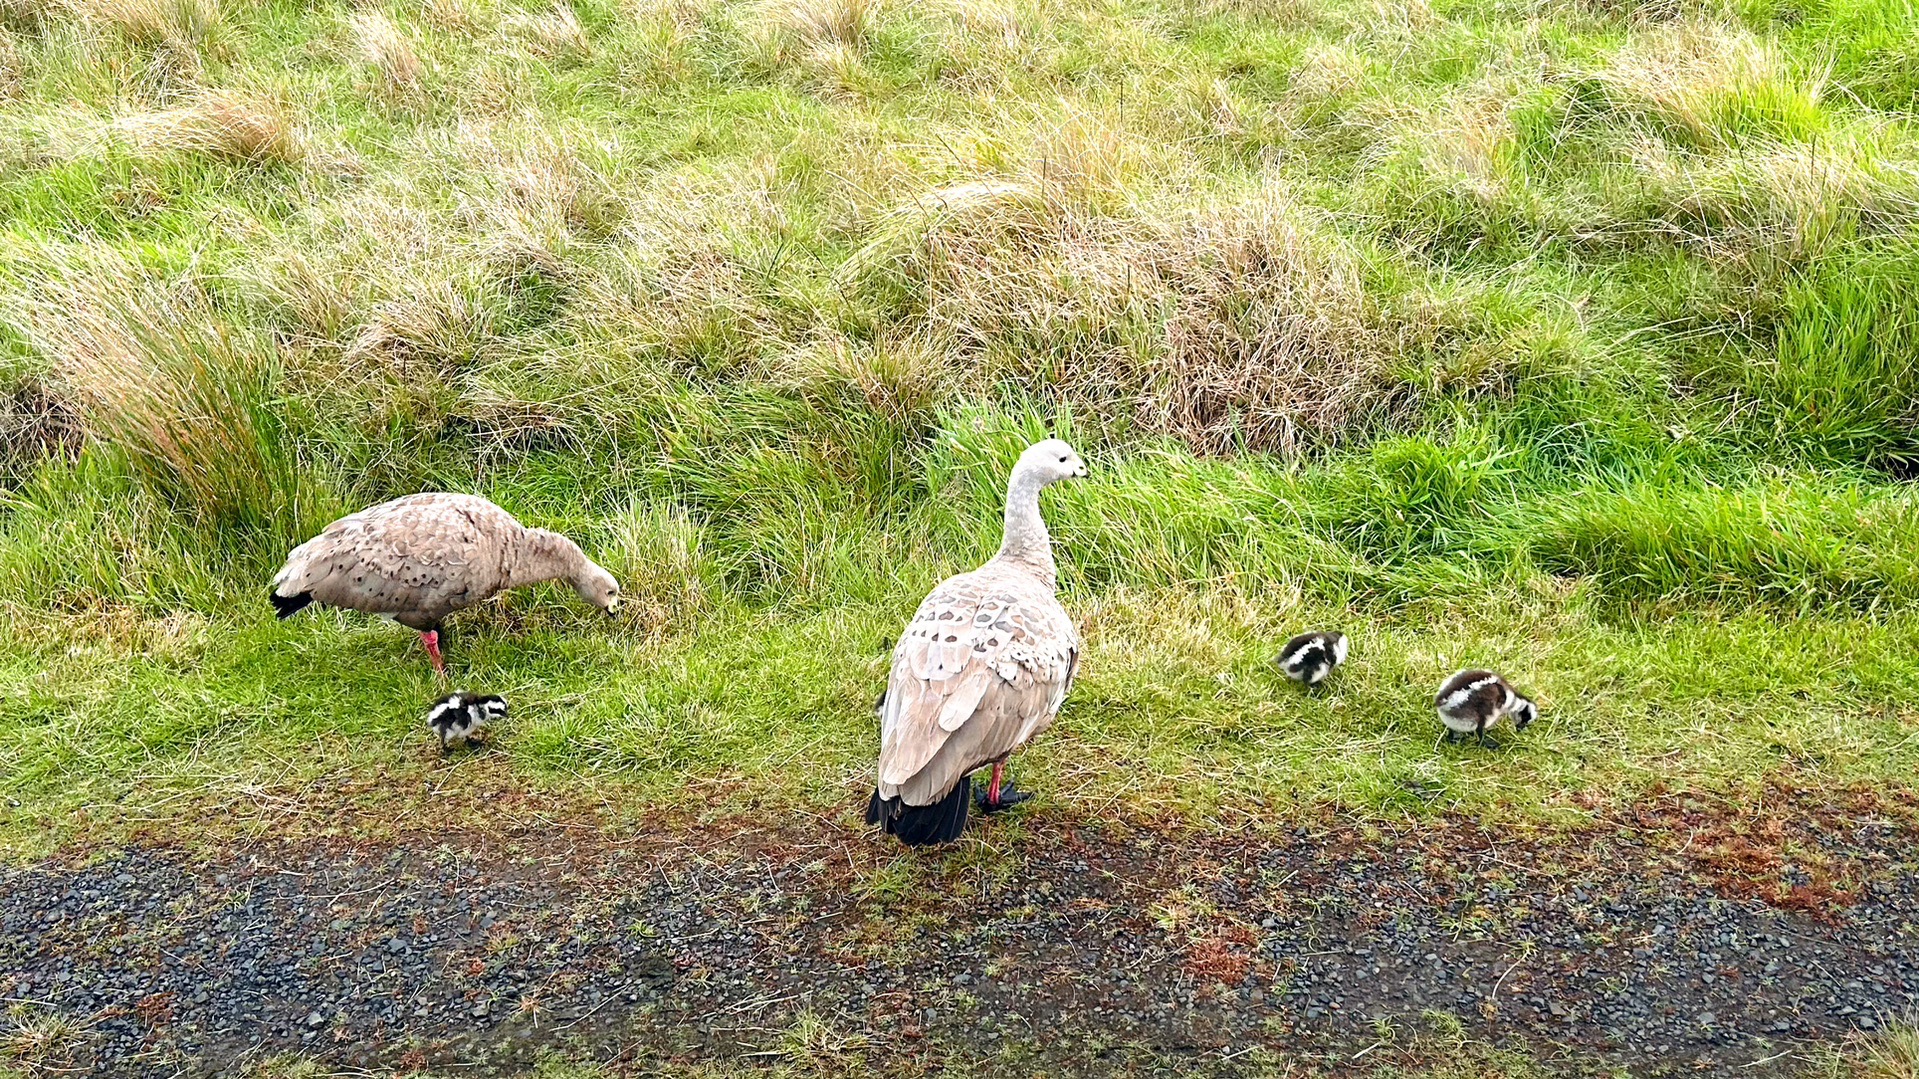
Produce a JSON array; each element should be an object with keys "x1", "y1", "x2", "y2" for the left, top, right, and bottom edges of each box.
[
  {"x1": 200, "y1": 1016, "x2": 1919, "y2": 1077},
  {"x1": 3, "y1": 0, "x2": 1919, "y2": 855}
]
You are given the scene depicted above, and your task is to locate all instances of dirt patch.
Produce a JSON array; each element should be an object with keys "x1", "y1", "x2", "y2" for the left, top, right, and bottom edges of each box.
[{"x1": 1, "y1": 789, "x2": 1914, "y2": 1078}]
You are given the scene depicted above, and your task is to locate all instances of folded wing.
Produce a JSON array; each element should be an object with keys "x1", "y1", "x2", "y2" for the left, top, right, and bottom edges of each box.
[
  {"x1": 877, "y1": 567, "x2": 1078, "y2": 807},
  {"x1": 272, "y1": 494, "x2": 515, "y2": 628}
]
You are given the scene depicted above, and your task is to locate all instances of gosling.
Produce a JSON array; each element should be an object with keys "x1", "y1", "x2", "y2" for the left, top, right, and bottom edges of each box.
[
  {"x1": 426, "y1": 692, "x2": 508, "y2": 750},
  {"x1": 1434, "y1": 669, "x2": 1536, "y2": 745},
  {"x1": 1276, "y1": 631, "x2": 1348, "y2": 687}
]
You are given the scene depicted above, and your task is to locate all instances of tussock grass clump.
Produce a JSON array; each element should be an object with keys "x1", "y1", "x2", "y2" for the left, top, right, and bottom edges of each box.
[
  {"x1": 1, "y1": 249, "x2": 305, "y2": 529},
  {"x1": 0, "y1": 381, "x2": 82, "y2": 486},
  {"x1": 503, "y1": 0, "x2": 587, "y2": 56},
  {"x1": 1728, "y1": 250, "x2": 1919, "y2": 466},
  {"x1": 112, "y1": 88, "x2": 302, "y2": 163},
  {"x1": 347, "y1": 10, "x2": 426, "y2": 99},
  {"x1": 74, "y1": 0, "x2": 221, "y2": 49},
  {"x1": 571, "y1": 164, "x2": 796, "y2": 374},
  {"x1": 851, "y1": 180, "x2": 1431, "y2": 454},
  {"x1": 0, "y1": 29, "x2": 19, "y2": 100},
  {"x1": 1532, "y1": 480, "x2": 1919, "y2": 609},
  {"x1": 1285, "y1": 41, "x2": 1370, "y2": 119},
  {"x1": 458, "y1": 122, "x2": 625, "y2": 255},
  {"x1": 763, "y1": 0, "x2": 877, "y2": 51},
  {"x1": 601, "y1": 502, "x2": 726, "y2": 631},
  {"x1": 1322, "y1": 428, "x2": 1518, "y2": 559},
  {"x1": 422, "y1": 0, "x2": 490, "y2": 33},
  {"x1": 1355, "y1": 73, "x2": 1579, "y2": 250},
  {"x1": 1589, "y1": 22, "x2": 1827, "y2": 148},
  {"x1": 1622, "y1": 134, "x2": 1919, "y2": 264},
  {"x1": 0, "y1": 0, "x2": 54, "y2": 30},
  {"x1": 936, "y1": 0, "x2": 1022, "y2": 49}
]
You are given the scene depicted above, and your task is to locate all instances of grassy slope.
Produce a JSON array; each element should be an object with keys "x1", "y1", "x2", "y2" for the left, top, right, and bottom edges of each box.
[{"x1": 3, "y1": 0, "x2": 1919, "y2": 857}]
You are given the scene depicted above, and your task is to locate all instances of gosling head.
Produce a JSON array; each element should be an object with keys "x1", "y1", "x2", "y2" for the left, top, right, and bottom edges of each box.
[{"x1": 1511, "y1": 696, "x2": 1538, "y2": 732}]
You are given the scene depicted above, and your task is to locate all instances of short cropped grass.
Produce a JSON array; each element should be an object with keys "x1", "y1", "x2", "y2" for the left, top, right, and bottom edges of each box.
[
  {"x1": 207, "y1": 1015, "x2": 1919, "y2": 1077},
  {"x1": 3, "y1": 0, "x2": 1919, "y2": 856}
]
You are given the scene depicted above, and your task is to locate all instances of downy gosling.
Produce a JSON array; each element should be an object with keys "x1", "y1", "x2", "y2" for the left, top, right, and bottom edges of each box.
[
  {"x1": 1276, "y1": 631, "x2": 1348, "y2": 687},
  {"x1": 1434, "y1": 669, "x2": 1536, "y2": 745}
]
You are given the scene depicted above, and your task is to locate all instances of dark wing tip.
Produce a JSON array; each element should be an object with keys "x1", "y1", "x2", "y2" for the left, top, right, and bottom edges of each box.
[
  {"x1": 883, "y1": 778, "x2": 972, "y2": 847},
  {"x1": 270, "y1": 590, "x2": 314, "y2": 619}
]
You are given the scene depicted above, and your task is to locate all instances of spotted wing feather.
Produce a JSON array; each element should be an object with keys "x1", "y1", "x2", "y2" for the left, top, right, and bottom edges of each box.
[
  {"x1": 272, "y1": 493, "x2": 521, "y2": 630},
  {"x1": 878, "y1": 565, "x2": 1078, "y2": 807}
]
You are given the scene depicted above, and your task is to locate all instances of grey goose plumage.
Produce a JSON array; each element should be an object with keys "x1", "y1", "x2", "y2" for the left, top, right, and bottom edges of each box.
[
  {"x1": 865, "y1": 439, "x2": 1088, "y2": 847},
  {"x1": 271, "y1": 493, "x2": 621, "y2": 675}
]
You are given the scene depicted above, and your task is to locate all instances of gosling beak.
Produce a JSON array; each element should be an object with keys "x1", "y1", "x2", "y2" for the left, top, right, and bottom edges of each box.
[{"x1": 606, "y1": 598, "x2": 621, "y2": 616}]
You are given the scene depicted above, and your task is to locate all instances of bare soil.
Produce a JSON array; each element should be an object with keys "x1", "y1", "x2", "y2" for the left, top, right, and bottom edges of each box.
[{"x1": 2, "y1": 783, "x2": 1914, "y2": 1077}]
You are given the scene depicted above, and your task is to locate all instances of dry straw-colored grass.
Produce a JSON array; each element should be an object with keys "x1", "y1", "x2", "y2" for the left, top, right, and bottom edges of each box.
[
  {"x1": 1624, "y1": 133, "x2": 1919, "y2": 263},
  {"x1": 348, "y1": 9, "x2": 426, "y2": 97},
  {"x1": 628, "y1": 0, "x2": 717, "y2": 27},
  {"x1": 848, "y1": 177, "x2": 1426, "y2": 454},
  {"x1": 112, "y1": 88, "x2": 302, "y2": 163},
  {"x1": 420, "y1": 0, "x2": 490, "y2": 32},
  {"x1": 3, "y1": 248, "x2": 289, "y2": 524},
  {"x1": 0, "y1": 381, "x2": 83, "y2": 478},
  {"x1": 565, "y1": 160, "x2": 794, "y2": 373},
  {"x1": 1357, "y1": 71, "x2": 1561, "y2": 223},
  {"x1": 1592, "y1": 21, "x2": 1820, "y2": 146},
  {"x1": 0, "y1": 29, "x2": 20, "y2": 100},
  {"x1": 253, "y1": 123, "x2": 623, "y2": 396},
  {"x1": 937, "y1": 0, "x2": 1022, "y2": 49},
  {"x1": 1286, "y1": 42, "x2": 1369, "y2": 110},
  {"x1": 76, "y1": 0, "x2": 221, "y2": 44},
  {"x1": 0, "y1": 0, "x2": 51, "y2": 28},
  {"x1": 761, "y1": 0, "x2": 877, "y2": 53},
  {"x1": 504, "y1": 0, "x2": 587, "y2": 56}
]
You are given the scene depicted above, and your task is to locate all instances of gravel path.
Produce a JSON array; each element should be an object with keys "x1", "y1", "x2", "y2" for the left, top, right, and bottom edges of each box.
[{"x1": 2, "y1": 786, "x2": 1914, "y2": 1077}]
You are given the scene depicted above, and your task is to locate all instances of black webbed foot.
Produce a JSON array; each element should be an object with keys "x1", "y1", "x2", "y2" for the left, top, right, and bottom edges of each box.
[{"x1": 976, "y1": 781, "x2": 1034, "y2": 814}]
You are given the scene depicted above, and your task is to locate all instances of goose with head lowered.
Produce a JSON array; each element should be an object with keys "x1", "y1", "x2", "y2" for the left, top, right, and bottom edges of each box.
[
  {"x1": 271, "y1": 493, "x2": 621, "y2": 676},
  {"x1": 865, "y1": 439, "x2": 1088, "y2": 847}
]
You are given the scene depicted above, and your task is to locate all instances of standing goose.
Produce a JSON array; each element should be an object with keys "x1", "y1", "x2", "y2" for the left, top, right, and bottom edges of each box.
[
  {"x1": 866, "y1": 438, "x2": 1088, "y2": 847},
  {"x1": 271, "y1": 493, "x2": 621, "y2": 675}
]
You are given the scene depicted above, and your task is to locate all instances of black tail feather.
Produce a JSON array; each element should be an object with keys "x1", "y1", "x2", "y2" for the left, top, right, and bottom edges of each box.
[
  {"x1": 868, "y1": 778, "x2": 971, "y2": 847},
  {"x1": 270, "y1": 590, "x2": 314, "y2": 619}
]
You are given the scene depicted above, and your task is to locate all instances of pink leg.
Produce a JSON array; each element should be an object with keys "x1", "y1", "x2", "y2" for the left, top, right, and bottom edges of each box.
[
  {"x1": 987, "y1": 761, "x2": 1004, "y2": 805},
  {"x1": 420, "y1": 630, "x2": 447, "y2": 677}
]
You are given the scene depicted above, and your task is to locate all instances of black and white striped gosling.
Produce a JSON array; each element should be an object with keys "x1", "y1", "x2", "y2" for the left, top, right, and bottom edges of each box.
[
  {"x1": 1276, "y1": 631, "x2": 1348, "y2": 687},
  {"x1": 1434, "y1": 669, "x2": 1535, "y2": 745},
  {"x1": 426, "y1": 692, "x2": 507, "y2": 750}
]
